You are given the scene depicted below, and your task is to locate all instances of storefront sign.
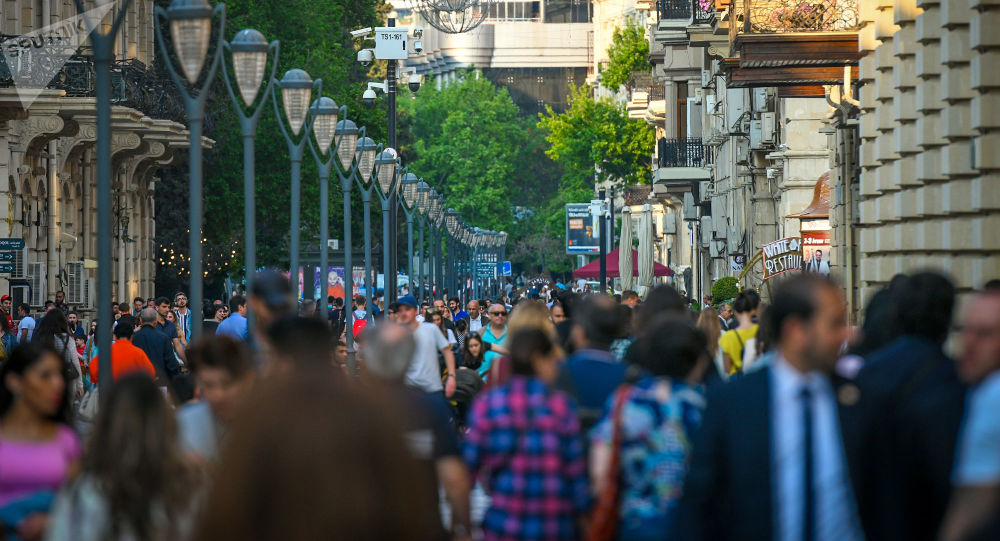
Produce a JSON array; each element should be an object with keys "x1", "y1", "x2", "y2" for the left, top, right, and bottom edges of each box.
[
  {"x1": 762, "y1": 237, "x2": 803, "y2": 280},
  {"x1": 802, "y1": 230, "x2": 831, "y2": 275}
]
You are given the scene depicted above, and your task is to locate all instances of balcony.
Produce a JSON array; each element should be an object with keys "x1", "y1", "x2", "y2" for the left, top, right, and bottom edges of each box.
[
  {"x1": 658, "y1": 138, "x2": 706, "y2": 168},
  {"x1": 722, "y1": 0, "x2": 863, "y2": 93},
  {"x1": 0, "y1": 36, "x2": 185, "y2": 123},
  {"x1": 731, "y1": 0, "x2": 860, "y2": 35},
  {"x1": 692, "y1": 0, "x2": 714, "y2": 24},
  {"x1": 657, "y1": 0, "x2": 690, "y2": 20}
]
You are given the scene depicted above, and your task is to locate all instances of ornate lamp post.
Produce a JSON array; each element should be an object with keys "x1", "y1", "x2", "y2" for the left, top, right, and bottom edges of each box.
[
  {"x1": 415, "y1": 180, "x2": 430, "y2": 302},
  {"x1": 429, "y1": 191, "x2": 444, "y2": 297},
  {"x1": 444, "y1": 208, "x2": 458, "y2": 296},
  {"x1": 399, "y1": 172, "x2": 419, "y2": 296},
  {"x1": 374, "y1": 149, "x2": 400, "y2": 301},
  {"x1": 333, "y1": 119, "x2": 366, "y2": 350},
  {"x1": 155, "y1": 0, "x2": 226, "y2": 341},
  {"x1": 272, "y1": 68, "x2": 320, "y2": 296},
  {"x1": 306, "y1": 96, "x2": 340, "y2": 306},
  {"x1": 74, "y1": 0, "x2": 138, "y2": 395},
  {"x1": 221, "y1": 28, "x2": 278, "y2": 335},
  {"x1": 354, "y1": 137, "x2": 379, "y2": 307}
]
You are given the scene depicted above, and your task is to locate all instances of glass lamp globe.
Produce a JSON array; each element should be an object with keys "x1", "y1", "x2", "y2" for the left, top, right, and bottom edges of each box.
[
  {"x1": 168, "y1": 0, "x2": 214, "y2": 84},
  {"x1": 280, "y1": 69, "x2": 313, "y2": 136},
  {"x1": 335, "y1": 119, "x2": 359, "y2": 171},
  {"x1": 310, "y1": 97, "x2": 338, "y2": 155},
  {"x1": 229, "y1": 28, "x2": 269, "y2": 106}
]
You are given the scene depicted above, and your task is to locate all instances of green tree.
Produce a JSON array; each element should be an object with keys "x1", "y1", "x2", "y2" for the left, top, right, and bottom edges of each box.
[{"x1": 601, "y1": 22, "x2": 650, "y2": 91}]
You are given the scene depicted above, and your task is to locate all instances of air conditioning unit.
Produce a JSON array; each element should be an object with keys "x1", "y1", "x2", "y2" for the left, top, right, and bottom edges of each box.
[
  {"x1": 701, "y1": 69, "x2": 712, "y2": 88},
  {"x1": 700, "y1": 216, "x2": 712, "y2": 247},
  {"x1": 10, "y1": 284, "x2": 29, "y2": 309},
  {"x1": 27, "y1": 262, "x2": 45, "y2": 307},
  {"x1": 662, "y1": 210, "x2": 677, "y2": 234},
  {"x1": 11, "y1": 248, "x2": 27, "y2": 278},
  {"x1": 735, "y1": 139, "x2": 751, "y2": 166},
  {"x1": 752, "y1": 87, "x2": 774, "y2": 112},
  {"x1": 683, "y1": 192, "x2": 698, "y2": 221},
  {"x1": 750, "y1": 111, "x2": 777, "y2": 149},
  {"x1": 65, "y1": 261, "x2": 86, "y2": 305}
]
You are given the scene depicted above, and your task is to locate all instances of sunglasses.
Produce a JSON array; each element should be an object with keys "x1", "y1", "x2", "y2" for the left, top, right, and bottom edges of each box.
[{"x1": 490, "y1": 311, "x2": 508, "y2": 316}]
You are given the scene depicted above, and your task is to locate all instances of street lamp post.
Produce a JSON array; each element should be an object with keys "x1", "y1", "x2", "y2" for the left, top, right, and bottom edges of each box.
[
  {"x1": 355, "y1": 138, "x2": 378, "y2": 312},
  {"x1": 272, "y1": 68, "x2": 320, "y2": 297},
  {"x1": 220, "y1": 28, "x2": 278, "y2": 336},
  {"x1": 306, "y1": 97, "x2": 340, "y2": 310},
  {"x1": 155, "y1": 0, "x2": 226, "y2": 342},
  {"x1": 74, "y1": 0, "x2": 136, "y2": 397},
  {"x1": 400, "y1": 172, "x2": 419, "y2": 296},
  {"x1": 374, "y1": 149, "x2": 399, "y2": 302},
  {"x1": 445, "y1": 209, "x2": 458, "y2": 297},
  {"x1": 335, "y1": 120, "x2": 367, "y2": 350},
  {"x1": 415, "y1": 181, "x2": 430, "y2": 302}
]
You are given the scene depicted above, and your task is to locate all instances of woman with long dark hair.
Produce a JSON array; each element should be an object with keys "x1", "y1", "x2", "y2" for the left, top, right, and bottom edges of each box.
[
  {"x1": 0, "y1": 343, "x2": 79, "y2": 540},
  {"x1": 46, "y1": 373, "x2": 200, "y2": 541},
  {"x1": 31, "y1": 311, "x2": 83, "y2": 400}
]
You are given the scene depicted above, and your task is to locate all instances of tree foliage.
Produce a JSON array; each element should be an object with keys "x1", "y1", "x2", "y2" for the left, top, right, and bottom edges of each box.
[
  {"x1": 601, "y1": 22, "x2": 650, "y2": 91},
  {"x1": 712, "y1": 276, "x2": 739, "y2": 304}
]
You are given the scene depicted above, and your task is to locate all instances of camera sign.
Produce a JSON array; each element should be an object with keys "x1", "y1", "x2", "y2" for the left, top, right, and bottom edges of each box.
[{"x1": 374, "y1": 28, "x2": 409, "y2": 60}]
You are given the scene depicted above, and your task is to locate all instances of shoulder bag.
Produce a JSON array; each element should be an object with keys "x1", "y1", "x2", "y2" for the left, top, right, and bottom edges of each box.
[{"x1": 587, "y1": 384, "x2": 631, "y2": 541}]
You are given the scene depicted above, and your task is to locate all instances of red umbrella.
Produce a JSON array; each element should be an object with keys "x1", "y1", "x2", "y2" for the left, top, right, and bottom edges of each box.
[{"x1": 572, "y1": 248, "x2": 674, "y2": 279}]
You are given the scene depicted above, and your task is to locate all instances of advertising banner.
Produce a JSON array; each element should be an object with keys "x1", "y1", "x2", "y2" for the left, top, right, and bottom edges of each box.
[
  {"x1": 802, "y1": 230, "x2": 831, "y2": 275},
  {"x1": 762, "y1": 237, "x2": 803, "y2": 280},
  {"x1": 566, "y1": 203, "x2": 599, "y2": 255}
]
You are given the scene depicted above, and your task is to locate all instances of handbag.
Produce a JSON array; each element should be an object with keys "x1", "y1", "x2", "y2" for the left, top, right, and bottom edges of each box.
[
  {"x1": 77, "y1": 385, "x2": 99, "y2": 422},
  {"x1": 587, "y1": 385, "x2": 631, "y2": 541}
]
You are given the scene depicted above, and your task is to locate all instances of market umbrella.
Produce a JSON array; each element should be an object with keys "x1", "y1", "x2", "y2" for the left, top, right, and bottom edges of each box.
[
  {"x1": 618, "y1": 207, "x2": 634, "y2": 292},
  {"x1": 638, "y1": 203, "x2": 654, "y2": 296},
  {"x1": 571, "y1": 249, "x2": 673, "y2": 279}
]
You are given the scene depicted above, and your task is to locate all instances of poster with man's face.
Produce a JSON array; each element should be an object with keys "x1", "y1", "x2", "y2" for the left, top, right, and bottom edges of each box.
[{"x1": 802, "y1": 231, "x2": 831, "y2": 276}]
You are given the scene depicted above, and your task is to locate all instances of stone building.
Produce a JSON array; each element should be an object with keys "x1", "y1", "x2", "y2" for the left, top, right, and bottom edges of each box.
[
  {"x1": 832, "y1": 0, "x2": 1000, "y2": 314},
  {"x1": 0, "y1": 0, "x2": 191, "y2": 313}
]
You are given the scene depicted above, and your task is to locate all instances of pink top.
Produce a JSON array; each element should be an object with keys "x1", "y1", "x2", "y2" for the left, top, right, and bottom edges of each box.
[{"x1": 0, "y1": 425, "x2": 80, "y2": 507}]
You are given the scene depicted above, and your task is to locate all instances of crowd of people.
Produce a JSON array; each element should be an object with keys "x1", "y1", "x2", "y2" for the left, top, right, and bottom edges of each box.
[{"x1": 0, "y1": 269, "x2": 998, "y2": 541}]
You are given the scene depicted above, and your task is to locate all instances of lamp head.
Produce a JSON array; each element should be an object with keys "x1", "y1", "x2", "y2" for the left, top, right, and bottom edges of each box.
[
  {"x1": 229, "y1": 28, "x2": 269, "y2": 106},
  {"x1": 309, "y1": 96, "x2": 338, "y2": 155},
  {"x1": 167, "y1": 0, "x2": 214, "y2": 85},
  {"x1": 279, "y1": 68, "x2": 313, "y2": 136},
  {"x1": 334, "y1": 119, "x2": 359, "y2": 170},
  {"x1": 400, "y1": 172, "x2": 419, "y2": 209},
  {"x1": 355, "y1": 137, "x2": 378, "y2": 185},
  {"x1": 374, "y1": 148, "x2": 399, "y2": 196}
]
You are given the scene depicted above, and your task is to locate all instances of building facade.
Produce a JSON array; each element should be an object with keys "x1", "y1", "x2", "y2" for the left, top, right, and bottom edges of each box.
[
  {"x1": 398, "y1": 0, "x2": 592, "y2": 114},
  {"x1": 1, "y1": 0, "x2": 191, "y2": 313}
]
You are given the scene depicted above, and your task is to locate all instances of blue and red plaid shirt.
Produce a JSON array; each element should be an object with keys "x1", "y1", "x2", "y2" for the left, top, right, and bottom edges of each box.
[{"x1": 463, "y1": 375, "x2": 590, "y2": 541}]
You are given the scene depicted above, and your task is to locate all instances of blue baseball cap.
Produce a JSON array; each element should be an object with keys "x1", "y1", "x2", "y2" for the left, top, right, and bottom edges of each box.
[{"x1": 397, "y1": 295, "x2": 418, "y2": 308}]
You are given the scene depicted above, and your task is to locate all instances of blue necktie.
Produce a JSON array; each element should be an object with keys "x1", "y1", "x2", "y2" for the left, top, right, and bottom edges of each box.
[{"x1": 801, "y1": 386, "x2": 815, "y2": 541}]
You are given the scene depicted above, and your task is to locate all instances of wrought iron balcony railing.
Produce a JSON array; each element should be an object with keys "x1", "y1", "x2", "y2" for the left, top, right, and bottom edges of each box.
[
  {"x1": 657, "y1": 138, "x2": 706, "y2": 168},
  {"x1": 0, "y1": 35, "x2": 185, "y2": 123},
  {"x1": 693, "y1": 0, "x2": 714, "y2": 24},
  {"x1": 731, "y1": 0, "x2": 860, "y2": 34},
  {"x1": 657, "y1": 0, "x2": 690, "y2": 20}
]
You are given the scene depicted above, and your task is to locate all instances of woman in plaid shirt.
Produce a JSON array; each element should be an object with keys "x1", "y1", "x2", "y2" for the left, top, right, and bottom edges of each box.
[{"x1": 463, "y1": 328, "x2": 590, "y2": 541}]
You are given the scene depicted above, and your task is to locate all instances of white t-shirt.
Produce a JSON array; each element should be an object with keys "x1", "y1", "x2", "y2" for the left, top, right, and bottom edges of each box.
[
  {"x1": 406, "y1": 322, "x2": 450, "y2": 393},
  {"x1": 17, "y1": 316, "x2": 35, "y2": 343}
]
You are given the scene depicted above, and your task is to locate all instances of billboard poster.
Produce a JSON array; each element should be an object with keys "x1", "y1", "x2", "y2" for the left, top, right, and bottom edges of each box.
[
  {"x1": 762, "y1": 237, "x2": 803, "y2": 280},
  {"x1": 296, "y1": 266, "x2": 364, "y2": 301},
  {"x1": 566, "y1": 203, "x2": 599, "y2": 255},
  {"x1": 802, "y1": 229, "x2": 831, "y2": 276}
]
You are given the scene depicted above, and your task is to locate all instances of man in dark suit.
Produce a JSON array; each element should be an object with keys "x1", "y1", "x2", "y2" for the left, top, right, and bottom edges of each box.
[
  {"x1": 678, "y1": 274, "x2": 863, "y2": 541},
  {"x1": 718, "y1": 303, "x2": 733, "y2": 331},
  {"x1": 133, "y1": 307, "x2": 183, "y2": 391},
  {"x1": 850, "y1": 272, "x2": 965, "y2": 541}
]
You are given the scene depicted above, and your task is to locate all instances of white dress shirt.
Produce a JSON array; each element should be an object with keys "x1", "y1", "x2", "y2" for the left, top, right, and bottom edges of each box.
[
  {"x1": 771, "y1": 356, "x2": 863, "y2": 541},
  {"x1": 468, "y1": 315, "x2": 484, "y2": 333}
]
